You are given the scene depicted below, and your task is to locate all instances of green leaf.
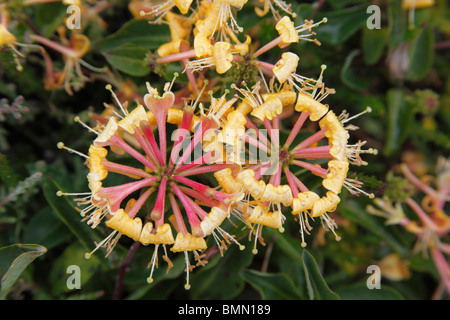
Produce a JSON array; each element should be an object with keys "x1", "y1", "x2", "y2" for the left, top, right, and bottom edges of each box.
[
  {"x1": 384, "y1": 88, "x2": 413, "y2": 156},
  {"x1": 316, "y1": 5, "x2": 368, "y2": 45},
  {"x1": 97, "y1": 19, "x2": 170, "y2": 52},
  {"x1": 189, "y1": 242, "x2": 255, "y2": 299},
  {"x1": 97, "y1": 19, "x2": 172, "y2": 77},
  {"x1": 240, "y1": 269, "x2": 303, "y2": 300},
  {"x1": 34, "y1": 2, "x2": 67, "y2": 38},
  {"x1": 301, "y1": 250, "x2": 340, "y2": 300},
  {"x1": 42, "y1": 178, "x2": 103, "y2": 252},
  {"x1": 0, "y1": 152, "x2": 18, "y2": 188},
  {"x1": 336, "y1": 282, "x2": 405, "y2": 300},
  {"x1": 0, "y1": 243, "x2": 47, "y2": 300},
  {"x1": 407, "y1": 25, "x2": 434, "y2": 80},
  {"x1": 22, "y1": 207, "x2": 72, "y2": 250},
  {"x1": 47, "y1": 242, "x2": 101, "y2": 295},
  {"x1": 362, "y1": 27, "x2": 389, "y2": 65},
  {"x1": 340, "y1": 49, "x2": 369, "y2": 90},
  {"x1": 102, "y1": 44, "x2": 151, "y2": 77}
]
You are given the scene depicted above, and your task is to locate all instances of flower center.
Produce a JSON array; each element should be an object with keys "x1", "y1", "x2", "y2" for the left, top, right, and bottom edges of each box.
[
  {"x1": 163, "y1": 166, "x2": 175, "y2": 177},
  {"x1": 279, "y1": 148, "x2": 290, "y2": 165}
]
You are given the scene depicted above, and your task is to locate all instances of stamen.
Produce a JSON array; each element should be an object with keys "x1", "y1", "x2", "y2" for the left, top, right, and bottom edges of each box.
[
  {"x1": 74, "y1": 116, "x2": 99, "y2": 134},
  {"x1": 320, "y1": 213, "x2": 341, "y2": 242},
  {"x1": 167, "y1": 72, "x2": 179, "y2": 92},
  {"x1": 191, "y1": 80, "x2": 209, "y2": 112},
  {"x1": 105, "y1": 84, "x2": 128, "y2": 116},
  {"x1": 84, "y1": 230, "x2": 119, "y2": 259},
  {"x1": 184, "y1": 251, "x2": 191, "y2": 290},
  {"x1": 252, "y1": 224, "x2": 261, "y2": 254},
  {"x1": 146, "y1": 244, "x2": 160, "y2": 284},
  {"x1": 297, "y1": 211, "x2": 309, "y2": 247},
  {"x1": 344, "y1": 178, "x2": 375, "y2": 199},
  {"x1": 56, "y1": 190, "x2": 91, "y2": 197},
  {"x1": 346, "y1": 140, "x2": 378, "y2": 166},
  {"x1": 57, "y1": 142, "x2": 89, "y2": 159},
  {"x1": 216, "y1": 227, "x2": 245, "y2": 251},
  {"x1": 340, "y1": 106, "x2": 372, "y2": 125}
]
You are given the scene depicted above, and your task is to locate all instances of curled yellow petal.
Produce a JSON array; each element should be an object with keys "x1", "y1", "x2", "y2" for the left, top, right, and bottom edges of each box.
[
  {"x1": 295, "y1": 93, "x2": 329, "y2": 121},
  {"x1": 322, "y1": 160, "x2": 349, "y2": 194},
  {"x1": 105, "y1": 209, "x2": 143, "y2": 241},
  {"x1": 117, "y1": 105, "x2": 148, "y2": 134},
  {"x1": 170, "y1": 232, "x2": 207, "y2": 252},
  {"x1": 275, "y1": 16, "x2": 298, "y2": 44},
  {"x1": 200, "y1": 207, "x2": 229, "y2": 235},
  {"x1": 140, "y1": 223, "x2": 175, "y2": 245},
  {"x1": 311, "y1": 192, "x2": 340, "y2": 218},
  {"x1": 212, "y1": 41, "x2": 233, "y2": 74},
  {"x1": 247, "y1": 205, "x2": 282, "y2": 229},
  {"x1": 88, "y1": 145, "x2": 108, "y2": 181},
  {"x1": 272, "y1": 52, "x2": 299, "y2": 84},
  {"x1": 292, "y1": 191, "x2": 320, "y2": 214},
  {"x1": 214, "y1": 168, "x2": 243, "y2": 194}
]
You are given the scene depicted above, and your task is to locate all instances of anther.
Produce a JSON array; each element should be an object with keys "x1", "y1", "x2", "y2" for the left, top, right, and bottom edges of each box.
[
  {"x1": 57, "y1": 142, "x2": 89, "y2": 159},
  {"x1": 105, "y1": 84, "x2": 128, "y2": 116},
  {"x1": 74, "y1": 116, "x2": 99, "y2": 134}
]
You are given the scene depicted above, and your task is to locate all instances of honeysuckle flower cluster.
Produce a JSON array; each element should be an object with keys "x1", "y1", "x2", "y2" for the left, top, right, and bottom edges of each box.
[
  {"x1": 367, "y1": 157, "x2": 450, "y2": 294},
  {"x1": 54, "y1": 0, "x2": 378, "y2": 289},
  {"x1": 0, "y1": 0, "x2": 108, "y2": 95}
]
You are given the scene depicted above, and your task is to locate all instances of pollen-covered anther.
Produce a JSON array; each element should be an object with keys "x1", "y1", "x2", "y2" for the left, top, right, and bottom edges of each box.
[
  {"x1": 272, "y1": 52, "x2": 300, "y2": 84},
  {"x1": 140, "y1": 223, "x2": 175, "y2": 245},
  {"x1": 105, "y1": 209, "x2": 143, "y2": 241},
  {"x1": 170, "y1": 232, "x2": 208, "y2": 252}
]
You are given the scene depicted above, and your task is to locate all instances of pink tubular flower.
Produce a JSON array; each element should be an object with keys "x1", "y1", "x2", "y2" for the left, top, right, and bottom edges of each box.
[
  {"x1": 58, "y1": 81, "x2": 245, "y2": 290},
  {"x1": 367, "y1": 157, "x2": 450, "y2": 295},
  {"x1": 211, "y1": 79, "x2": 376, "y2": 252}
]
